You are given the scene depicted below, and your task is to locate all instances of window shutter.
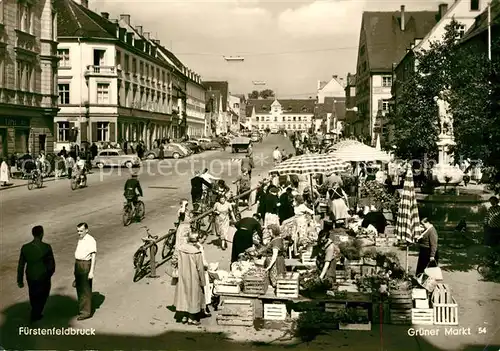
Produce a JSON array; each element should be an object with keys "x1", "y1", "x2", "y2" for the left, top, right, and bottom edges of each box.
[
  {"x1": 92, "y1": 122, "x2": 98, "y2": 142},
  {"x1": 378, "y1": 100, "x2": 383, "y2": 111},
  {"x1": 80, "y1": 122, "x2": 88, "y2": 142},
  {"x1": 109, "y1": 122, "x2": 116, "y2": 142},
  {"x1": 53, "y1": 122, "x2": 58, "y2": 141}
]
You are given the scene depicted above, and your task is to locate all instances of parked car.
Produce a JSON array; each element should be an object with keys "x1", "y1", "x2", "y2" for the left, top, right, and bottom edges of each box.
[
  {"x1": 196, "y1": 138, "x2": 220, "y2": 150},
  {"x1": 93, "y1": 149, "x2": 141, "y2": 168},
  {"x1": 250, "y1": 132, "x2": 261, "y2": 143},
  {"x1": 231, "y1": 137, "x2": 251, "y2": 153},
  {"x1": 145, "y1": 143, "x2": 190, "y2": 159},
  {"x1": 183, "y1": 140, "x2": 203, "y2": 153}
]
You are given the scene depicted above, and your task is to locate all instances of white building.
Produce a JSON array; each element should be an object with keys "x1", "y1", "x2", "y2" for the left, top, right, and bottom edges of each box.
[
  {"x1": 228, "y1": 95, "x2": 241, "y2": 132},
  {"x1": 186, "y1": 76, "x2": 206, "y2": 138},
  {"x1": 54, "y1": 0, "x2": 203, "y2": 151},
  {"x1": 246, "y1": 99, "x2": 315, "y2": 132},
  {"x1": 317, "y1": 75, "x2": 345, "y2": 103}
]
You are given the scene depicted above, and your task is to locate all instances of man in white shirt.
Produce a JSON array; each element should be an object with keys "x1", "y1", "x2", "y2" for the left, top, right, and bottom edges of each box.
[
  {"x1": 272, "y1": 147, "x2": 282, "y2": 166},
  {"x1": 74, "y1": 222, "x2": 96, "y2": 320}
]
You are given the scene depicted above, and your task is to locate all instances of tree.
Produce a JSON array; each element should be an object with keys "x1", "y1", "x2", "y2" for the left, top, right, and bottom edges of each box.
[
  {"x1": 259, "y1": 89, "x2": 275, "y2": 99},
  {"x1": 248, "y1": 90, "x2": 259, "y2": 99}
]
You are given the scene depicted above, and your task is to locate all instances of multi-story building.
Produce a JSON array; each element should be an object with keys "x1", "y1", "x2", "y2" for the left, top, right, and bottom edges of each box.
[
  {"x1": 203, "y1": 81, "x2": 228, "y2": 135},
  {"x1": 390, "y1": 0, "x2": 490, "y2": 145},
  {"x1": 54, "y1": 0, "x2": 202, "y2": 151},
  {"x1": 228, "y1": 94, "x2": 241, "y2": 132},
  {"x1": 460, "y1": 1, "x2": 499, "y2": 53},
  {"x1": 246, "y1": 99, "x2": 315, "y2": 132},
  {"x1": 344, "y1": 73, "x2": 357, "y2": 136},
  {"x1": 185, "y1": 71, "x2": 206, "y2": 138},
  {"x1": 0, "y1": 0, "x2": 58, "y2": 157},
  {"x1": 205, "y1": 89, "x2": 223, "y2": 136},
  {"x1": 355, "y1": 5, "x2": 438, "y2": 144}
]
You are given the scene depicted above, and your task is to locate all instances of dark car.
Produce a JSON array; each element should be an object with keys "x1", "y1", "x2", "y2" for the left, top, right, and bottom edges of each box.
[{"x1": 183, "y1": 141, "x2": 203, "y2": 153}]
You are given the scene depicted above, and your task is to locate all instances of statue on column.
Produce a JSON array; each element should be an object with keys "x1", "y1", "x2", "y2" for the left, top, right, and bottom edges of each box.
[{"x1": 435, "y1": 96, "x2": 453, "y2": 137}]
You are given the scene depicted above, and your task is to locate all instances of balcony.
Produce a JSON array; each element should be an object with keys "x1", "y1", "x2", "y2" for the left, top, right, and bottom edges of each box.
[{"x1": 84, "y1": 65, "x2": 118, "y2": 78}]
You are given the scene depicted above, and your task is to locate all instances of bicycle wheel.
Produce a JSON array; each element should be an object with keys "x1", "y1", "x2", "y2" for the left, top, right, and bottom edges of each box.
[
  {"x1": 135, "y1": 201, "x2": 145, "y2": 220},
  {"x1": 162, "y1": 232, "x2": 176, "y2": 259},
  {"x1": 133, "y1": 249, "x2": 146, "y2": 282},
  {"x1": 123, "y1": 205, "x2": 133, "y2": 226},
  {"x1": 27, "y1": 178, "x2": 34, "y2": 190},
  {"x1": 70, "y1": 178, "x2": 78, "y2": 191}
]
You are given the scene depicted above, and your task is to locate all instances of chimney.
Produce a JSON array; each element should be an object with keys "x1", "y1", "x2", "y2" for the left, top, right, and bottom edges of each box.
[
  {"x1": 438, "y1": 3, "x2": 448, "y2": 20},
  {"x1": 101, "y1": 12, "x2": 109, "y2": 19},
  {"x1": 76, "y1": 0, "x2": 89, "y2": 8},
  {"x1": 120, "y1": 14, "x2": 130, "y2": 25},
  {"x1": 135, "y1": 26, "x2": 143, "y2": 35},
  {"x1": 332, "y1": 75, "x2": 338, "y2": 79},
  {"x1": 153, "y1": 39, "x2": 160, "y2": 45},
  {"x1": 143, "y1": 32, "x2": 150, "y2": 40},
  {"x1": 400, "y1": 5, "x2": 405, "y2": 31}
]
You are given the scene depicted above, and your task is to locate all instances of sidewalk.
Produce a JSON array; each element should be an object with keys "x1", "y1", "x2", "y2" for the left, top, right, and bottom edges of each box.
[{"x1": 0, "y1": 175, "x2": 57, "y2": 191}]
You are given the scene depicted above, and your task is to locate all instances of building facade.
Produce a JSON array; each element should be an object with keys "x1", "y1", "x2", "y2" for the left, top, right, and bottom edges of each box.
[
  {"x1": 186, "y1": 75, "x2": 206, "y2": 138},
  {"x1": 0, "y1": 0, "x2": 58, "y2": 158},
  {"x1": 344, "y1": 73, "x2": 357, "y2": 136},
  {"x1": 54, "y1": 0, "x2": 202, "y2": 152},
  {"x1": 228, "y1": 94, "x2": 241, "y2": 132},
  {"x1": 204, "y1": 90, "x2": 223, "y2": 136},
  {"x1": 355, "y1": 6, "x2": 438, "y2": 144},
  {"x1": 203, "y1": 81, "x2": 228, "y2": 135},
  {"x1": 317, "y1": 75, "x2": 345, "y2": 103},
  {"x1": 247, "y1": 99, "x2": 315, "y2": 132}
]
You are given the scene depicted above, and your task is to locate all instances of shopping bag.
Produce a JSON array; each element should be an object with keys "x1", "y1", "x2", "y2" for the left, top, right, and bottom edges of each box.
[
  {"x1": 424, "y1": 265, "x2": 443, "y2": 281},
  {"x1": 416, "y1": 273, "x2": 437, "y2": 292}
]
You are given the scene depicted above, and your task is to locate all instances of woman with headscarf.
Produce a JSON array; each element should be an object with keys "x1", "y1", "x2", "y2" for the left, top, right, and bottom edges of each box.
[
  {"x1": 264, "y1": 224, "x2": 286, "y2": 288},
  {"x1": 278, "y1": 187, "x2": 294, "y2": 224},
  {"x1": 327, "y1": 182, "x2": 350, "y2": 226},
  {"x1": 213, "y1": 194, "x2": 235, "y2": 250},
  {"x1": 314, "y1": 221, "x2": 340, "y2": 287},
  {"x1": 263, "y1": 185, "x2": 280, "y2": 229}
]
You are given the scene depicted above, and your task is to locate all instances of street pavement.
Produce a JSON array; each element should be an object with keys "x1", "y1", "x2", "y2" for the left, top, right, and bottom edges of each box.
[{"x1": 0, "y1": 134, "x2": 498, "y2": 350}]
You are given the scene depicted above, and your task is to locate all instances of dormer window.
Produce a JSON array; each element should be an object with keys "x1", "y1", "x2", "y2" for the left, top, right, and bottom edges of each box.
[{"x1": 471, "y1": 0, "x2": 480, "y2": 11}]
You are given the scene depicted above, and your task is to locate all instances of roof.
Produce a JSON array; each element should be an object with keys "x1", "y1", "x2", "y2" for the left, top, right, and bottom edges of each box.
[
  {"x1": 462, "y1": 0, "x2": 500, "y2": 43},
  {"x1": 361, "y1": 10, "x2": 438, "y2": 71},
  {"x1": 246, "y1": 99, "x2": 316, "y2": 114},
  {"x1": 315, "y1": 97, "x2": 336, "y2": 119},
  {"x1": 157, "y1": 45, "x2": 184, "y2": 70},
  {"x1": 202, "y1": 81, "x2": 229, "y2": 110},
  {"x1": 55, "y1": 0, "x2": 116, "y2": 38},
  {"x1": 334, "y1": 100, "x2": 346, "y2": 121}
]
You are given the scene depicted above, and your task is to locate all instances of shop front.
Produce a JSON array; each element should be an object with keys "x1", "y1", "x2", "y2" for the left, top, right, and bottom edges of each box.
[{"x1": 0, "y1": 116, "x2": 31, "y2": 158}]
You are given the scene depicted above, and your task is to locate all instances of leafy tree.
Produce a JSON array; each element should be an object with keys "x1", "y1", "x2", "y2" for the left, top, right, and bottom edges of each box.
[
  {"x1": 248, "y1": 90, "x2": 259, "y2": 99},
  {"x1": 259, "y1": 89, "x2": 275, "y2": 99}
]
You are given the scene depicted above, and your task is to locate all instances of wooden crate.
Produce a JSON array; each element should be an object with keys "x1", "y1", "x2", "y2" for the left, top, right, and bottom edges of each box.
[
  {"x1": 301, "y1": 247, "x2": 316, "y2": 266},
  {"x1": 243, "y1": 274, "x2": 268, "y2": 295},
  {"x1": 414, "y1": 298, "x2": 429, "y2": 309},
  {"x1": 432, "y1": 284, "x2": 458, "y2": 325},
  {"x1": 276, "y1": 272, "x2": 299, "y2": 298},
  {"x1": 336, "y1": 269, "x2": 347, "y2": 282},
  {"x1": 390, "y1": 310, "x2": 412, "y2": 325},
  {"x1": 216, "y1": 299, "x2": 254, "y2": 327},
  {"x1": 411, "y1": 308, "x2": 434, "y2": 325},
  {"x1": 325, "y1": 302, "x2": 346, "y2": 313},
  {"x1": 389, "y1": 290, "x2": 412, "y2": 325},
  {"x1": 214, "y1": 283, "x2": 241, "y2": 294},
  {"x1": 339, "y1": 322, "x2": 372, "y2": 331},
  {"x1": 264, "y1": 303, "x2": 287, "y2": 321},
  {"x1": 412, "y1": 288, "x2": 428, "y2": 300}
]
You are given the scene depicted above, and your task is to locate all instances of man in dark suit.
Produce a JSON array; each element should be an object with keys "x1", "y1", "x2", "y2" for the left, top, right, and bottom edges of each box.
[{"x1": 17, "y1": 225, "x2": 55, "y2": 322}]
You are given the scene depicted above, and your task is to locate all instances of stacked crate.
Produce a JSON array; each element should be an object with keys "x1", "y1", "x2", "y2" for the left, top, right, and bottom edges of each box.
[
  {"x1": 325, "y1": 302, "x2": 347, "y2": 314},
  {"x1": 216, "y1": 299, "x2": 254, "y2": 327},
  {"x1": 301, "y1": 247, "x2": 316, "y2": 266},
  {"x1": 432, "y1": 284, "x2": 458, "y2": 325},
  {"x1": 361, "y1": 257, "x2": 377, "y2": 276},
  {"x1": 389, "y1": 290, "x2": 412, "y2": 325},
  {"x1": 276, "y1": 272, "x2": 299, "y2": 298},
  {"x1": 243, "y1": 272, "x2": 268, "y2": 295},
  {"x1": 264, "y1": 303, "x2": 287, "y2": 321},
  {"x1": 411, "y1": 288, "x2": 433, "y2": 325}
]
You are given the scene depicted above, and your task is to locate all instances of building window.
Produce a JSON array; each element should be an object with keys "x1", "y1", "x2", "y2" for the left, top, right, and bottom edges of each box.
[
  {"x1": 132, "y1": 58, "x2": 137, "y2": 74},
  {"x1": 97, "y1": 122, "x2": 109, "y2": 141},
  {"x1": 124, "y1": 54, "x2": 129, "y2": 72},
  {"x1": 57, "y1": 49, "x2": 70, "y2": 67},
  {"x1": 298, "y1": 116, "x2": 301, "y2": 121},
  {"x1": 256, "y1": 117, "x2": 259, "y2": 122},
  {"x1": 382, "y1": 76, "x2": 392, "y2": 87},
  {"x1": 97, "y1": 83, "x2": 110, "y2": 104},
  {"x1": 471, "y1": 0, "x2": 480, "y2": 10},
  {"x1": 58, "y1": 84, "x2": 70, "y2": 104},
  {"x1": 458, "y1": 24, "x2": 466, "y2": 38},
  {"x1": 116, "y1": 51, "x2": 121, "y2": 68},
  {"x1": 18, "y1": 3, "x2": 32, "y2": 33},
  {"x1": 16, "y1": 60, "x2": 23, "y2": 90},
  {"x1": 293, "y1": 116, "x2": 296, "y2": 121},
  {"x1": 274, "y1": 117, "x2": 277, "y2": 122},
  {"x1": 382, "y1": 100, "x2": 389, "y2": 111},
  {"x1": 58, "y1": 122, "x2": 70, "y2": 142}
]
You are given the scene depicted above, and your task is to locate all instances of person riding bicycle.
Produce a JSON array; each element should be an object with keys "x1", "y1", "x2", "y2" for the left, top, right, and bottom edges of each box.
[
  {"x1": 191, "y1": 170, "x2": 213, "y2": 211},
  {"x1": 233, "y1": 169, "x2": 251, "y2": 204},
  {"x1": 73, "y1": 157, "x2": 87, "y2": 186},
  {"x1": 124, "y1": 173, "x2": 143, "y2": 208}
]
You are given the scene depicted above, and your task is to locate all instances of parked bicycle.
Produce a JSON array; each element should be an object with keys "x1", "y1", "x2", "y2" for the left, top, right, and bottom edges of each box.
[
  {"x1": 477, "y1": 246, "x2": 500, "y2": 281},
  {"x1": 133, "y1": 226, "x2": 158, "y2": 282},
  {"x1": 123, "y1": 198, "x2": 145, "y2": 226},
  {"x1": 27, "y1": 169, "x2": 43, "y2": 190},
  {"x1": 161, "y1": 226, "x2": 177, "y2": 260},
  {"x1": 70, "y1": 173, "x2": 87, "y2": 190}
]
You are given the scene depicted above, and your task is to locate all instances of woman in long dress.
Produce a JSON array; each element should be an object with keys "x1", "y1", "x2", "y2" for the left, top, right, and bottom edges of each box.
[
  {"x1": 175, "y1": 199, "x2": 193, "y2": 249},
  {"x1": 263, "y1": 186, "x2": 280, "y2": 242},
  {"x1": 328, "y1": 183, "x2": 350, "y2": 226},
  {"x1": 264, "y1": 224, "x2": 286, "y2": 288},
  {"x1": 294, "y1": 195, "x2": 314, "y2": 255},
  {"x1": 0, "y1": 159, "x2": 10, "y2": 186},
  {"x1": 213, "y1": 194, "x2": 235, "y2": 250}
]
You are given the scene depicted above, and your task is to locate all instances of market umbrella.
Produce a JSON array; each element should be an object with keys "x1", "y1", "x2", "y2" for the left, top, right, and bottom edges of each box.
[
  {"x1": 395, "y1": 167, "x2": 422, "y2": 274},
  {"x1": 331, "y1": 143, "x2": 391, "y2": 162},
  {"x1": 375, "y1": 134, "x2": 381, "y2": 151}
]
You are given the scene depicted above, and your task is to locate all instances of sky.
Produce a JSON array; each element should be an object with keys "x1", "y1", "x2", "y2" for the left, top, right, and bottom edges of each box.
[{"x1": 92, "y1": 0, "x2": 445, "y2": 98}]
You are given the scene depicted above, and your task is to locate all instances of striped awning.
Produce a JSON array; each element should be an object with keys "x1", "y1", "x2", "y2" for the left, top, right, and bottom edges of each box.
[
  {"x1": 396, "y1": 168, "x2": 422, "y2": 243},
  {"x1": 269, "y1": 153, "x2": 350, "y2": 175},
  {"x1": 331, "y1": 143, "x2": 391, "y2": 162}
]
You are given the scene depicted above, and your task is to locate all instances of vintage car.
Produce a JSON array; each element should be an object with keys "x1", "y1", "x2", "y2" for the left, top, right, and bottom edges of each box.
[
  {"x1": 93, "y1": 149, "x2": 141, "y2": 168},
  {"x1": 145, "y1": 143, "x2": 190, "y2": 159},
  {"x1": 183, "y1": 140, "x2": 203, "y2": 154},
  {"x1": 196, "y1": 138, "x2": 220, "y2": 150},
  {"x1": 250, "y1": 132, "x2": 261, "y2": 143},
  {"x1": 231, "y1": 137, "x2": 251, "y2": 153}
]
